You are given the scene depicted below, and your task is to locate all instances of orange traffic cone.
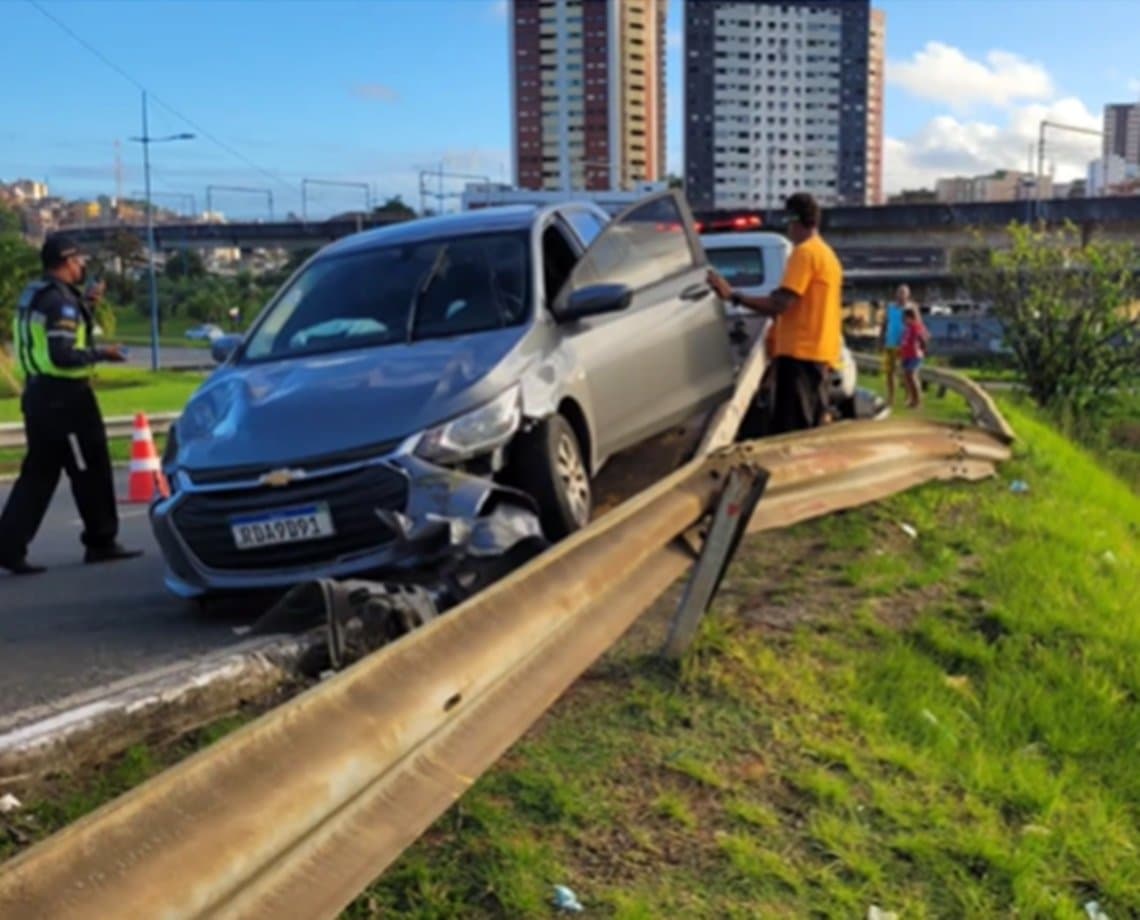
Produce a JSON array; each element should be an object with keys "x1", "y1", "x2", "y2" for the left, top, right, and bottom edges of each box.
[{"x1": 124, "y1": 412, "x2": 170, "y2": 504}]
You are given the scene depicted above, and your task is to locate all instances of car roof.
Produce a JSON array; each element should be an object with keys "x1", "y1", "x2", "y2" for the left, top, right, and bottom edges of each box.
[
  {"x1": 700, "y1": 231, "x2": 790, "y2": 248},
  {"x1": 323, "y1": 205, "x2": 542, "y2": 257}
]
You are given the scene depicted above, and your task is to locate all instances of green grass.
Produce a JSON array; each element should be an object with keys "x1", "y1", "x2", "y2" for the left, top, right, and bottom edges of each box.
[
  {"x1": 0, "y1": 714, "x2": 253, "y2": 864},
  {"x1": 3, "y1": 392, "x2": 1137, "y2": 918},
  {"x1": 343, "y1": 396, "x2": 1139, "y2": 917},
  {"x1": 0, "y1": 366, "x2": 203, "y2": 423}
]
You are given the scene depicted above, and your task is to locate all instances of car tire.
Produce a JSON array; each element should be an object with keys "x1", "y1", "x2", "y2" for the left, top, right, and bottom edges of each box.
[{"x1": 508, "y1": 414, "x2": 592, "y2": 540}]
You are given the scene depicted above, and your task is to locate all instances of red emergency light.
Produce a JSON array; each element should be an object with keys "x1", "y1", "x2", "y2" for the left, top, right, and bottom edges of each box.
[{"x1": 694, "y1": 212, "x2": 764, "y2": 233}]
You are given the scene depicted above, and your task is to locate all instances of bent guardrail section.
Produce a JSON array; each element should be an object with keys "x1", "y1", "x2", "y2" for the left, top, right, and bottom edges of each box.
[
  {"x1": 852, "y1": 350, "x2": 1016, "y2": 444},
  {"x1": 0, "y1": 389, "x2": 1014, "y2": 920}
]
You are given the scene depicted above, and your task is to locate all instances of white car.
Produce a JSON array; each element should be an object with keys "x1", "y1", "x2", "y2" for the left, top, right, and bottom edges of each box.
[
  {"x1": 185, "y1": 323, "x2": 224, "y2": 342},
  {"x1": 700, "y1": 229, "x2": 859, "y2": 410}
]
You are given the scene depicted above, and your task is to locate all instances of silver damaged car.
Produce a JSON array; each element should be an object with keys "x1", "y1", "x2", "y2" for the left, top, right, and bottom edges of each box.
[{"x1": 150, "y1": 191, "x2": 736, "y2": 599}]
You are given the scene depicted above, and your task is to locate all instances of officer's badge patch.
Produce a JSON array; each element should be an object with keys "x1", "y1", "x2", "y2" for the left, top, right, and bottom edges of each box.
[{"x1": 61, "y1": 305, "x2": 78, "y2": 319}]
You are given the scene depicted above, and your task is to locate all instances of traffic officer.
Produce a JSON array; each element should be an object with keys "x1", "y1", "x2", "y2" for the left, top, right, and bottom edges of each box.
[{"x1": 0, "y1": 233, "x2": 141, "y2": 575}]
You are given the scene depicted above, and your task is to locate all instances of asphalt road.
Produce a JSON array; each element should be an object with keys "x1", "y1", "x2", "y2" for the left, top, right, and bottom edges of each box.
[
  {"x1": 0, "y1": 422, "x2": 700, "y2": 719},
  {"x1": 123, "y1": 345, "x2": 214, "y2": 370},
  {"x1": 0, "y1": 470, "x2": 241, "y2": 715}
]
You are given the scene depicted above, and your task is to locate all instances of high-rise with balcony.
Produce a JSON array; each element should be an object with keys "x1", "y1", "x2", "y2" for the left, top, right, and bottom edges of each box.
[
  {"x1": 684, "y1": 0, "x2": 884, "y2": 210},
  {"x1": 511, "y1": 0, "x2": 667, "y2": 192},
  {"x1": 1103, "y1": 103, "x2": 1140, "y2": 166}
]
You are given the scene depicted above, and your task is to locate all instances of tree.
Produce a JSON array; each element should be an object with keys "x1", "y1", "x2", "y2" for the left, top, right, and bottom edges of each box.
[
  {"x1": 372, "y1": 196, "x2": 416, "y2": 220},
  {"x1": 0, "y1": 203, "x2": 22, "y2": 235},
  {"x1": 0, "y1": 208, "x2": 38, "y2": 345},
  {"x1": 954, "y1": 222, "x2": 1139, "y2": 413},
  {"x1": 165, "y1": 250, "x2": 207, "y2": 279}
]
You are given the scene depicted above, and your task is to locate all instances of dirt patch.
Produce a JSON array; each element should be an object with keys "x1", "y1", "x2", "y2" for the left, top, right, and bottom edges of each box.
[{"x1": 591, "y1": 417, "x2": 707, "y2": 518}]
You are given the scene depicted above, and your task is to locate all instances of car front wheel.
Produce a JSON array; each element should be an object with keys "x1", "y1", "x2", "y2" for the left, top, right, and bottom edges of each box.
[{"x1": 508, "y1": 414, "x2": 592, "y2": 540}]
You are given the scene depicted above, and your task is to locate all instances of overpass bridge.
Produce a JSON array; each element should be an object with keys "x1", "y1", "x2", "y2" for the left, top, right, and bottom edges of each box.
[
  {"x1": 59, "y1": 195, "x2": 1140, "y2": 254},
  {"x1": 58, "y1": 195, "x2": 1140, "y2": 300}
]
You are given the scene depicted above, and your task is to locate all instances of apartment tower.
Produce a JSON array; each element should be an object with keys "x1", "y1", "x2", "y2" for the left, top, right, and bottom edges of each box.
[
  {"x1": 511, "y1": 0, "x2": 667, "y2": 191},
  {"x1": 1103, "y1": 103, "x2": 1140, "y2": 166},
  {"x1": 684, "y1": 0, "x2": 884, "y2": 210}
]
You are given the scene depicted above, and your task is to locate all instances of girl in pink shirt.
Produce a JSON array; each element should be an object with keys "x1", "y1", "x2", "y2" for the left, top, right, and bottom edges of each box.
[{"x1": 899, "y1": 308, "x2": 930, "y2": 409}]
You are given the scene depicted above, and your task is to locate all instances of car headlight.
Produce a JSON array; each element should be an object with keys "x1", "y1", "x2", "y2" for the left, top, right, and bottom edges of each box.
[{"x1": 415, "y1": 385, "x2": 522, "y2": 464}]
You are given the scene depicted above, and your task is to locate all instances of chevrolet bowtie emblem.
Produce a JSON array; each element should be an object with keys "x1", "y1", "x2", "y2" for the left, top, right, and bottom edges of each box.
[{"x1": 260, "y1": 468, "x2": 304, "y2": 488}]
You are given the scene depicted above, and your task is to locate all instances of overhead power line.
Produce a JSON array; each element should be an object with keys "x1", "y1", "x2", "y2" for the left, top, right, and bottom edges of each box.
[{"x1": 26, "y1": 0, "x2": 297, "y2": 194}]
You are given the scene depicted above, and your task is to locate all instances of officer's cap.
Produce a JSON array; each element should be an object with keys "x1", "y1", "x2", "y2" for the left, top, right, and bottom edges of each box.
[{"x1": 41, "y1": 233, "x2": 86, "y2": 269}]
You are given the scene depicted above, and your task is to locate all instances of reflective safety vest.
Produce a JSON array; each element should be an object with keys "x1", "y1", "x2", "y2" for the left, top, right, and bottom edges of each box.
[{"x1": 12, "y1": 280, "x2": 94, "y2": 381}]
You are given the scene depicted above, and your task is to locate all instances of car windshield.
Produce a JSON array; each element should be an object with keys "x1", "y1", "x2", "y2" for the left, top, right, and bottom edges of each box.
[
  {"x1": 242, "y1": 230, "x2": 531, "y2": 361},
  {"x1": 706, "y1": 247, "x2": 766, "y2": 287}
]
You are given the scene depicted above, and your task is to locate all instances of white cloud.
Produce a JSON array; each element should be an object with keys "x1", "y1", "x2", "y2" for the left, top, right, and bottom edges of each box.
[
  {"x1": 885, "y1": 96, "x2": 1102, "y2": 194},
  {"x1": 351, "y1": 83, "x2": 399, "y2": 103},
  {"x1": 888, "y1": 42, "x2": 1053, "y2": 112}
]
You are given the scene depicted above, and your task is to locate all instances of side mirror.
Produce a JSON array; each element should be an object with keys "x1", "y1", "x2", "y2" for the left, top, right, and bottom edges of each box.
[
  {"x1": 211, "y1": 334, "x2": 242, "y2": 365},
  {"x1": 554, "y1": 283, "x2": 632, "y2": 323}
]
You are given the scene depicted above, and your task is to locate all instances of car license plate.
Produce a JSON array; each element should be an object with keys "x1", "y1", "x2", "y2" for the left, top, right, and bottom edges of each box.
[{"x1": 230, "y1": 503, "x2": 336, "y2": 550}]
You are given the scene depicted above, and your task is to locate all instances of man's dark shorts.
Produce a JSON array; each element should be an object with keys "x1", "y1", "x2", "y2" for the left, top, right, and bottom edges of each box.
[{"x1": 740, "y1": 356, "x2": 832, "y2": 439}]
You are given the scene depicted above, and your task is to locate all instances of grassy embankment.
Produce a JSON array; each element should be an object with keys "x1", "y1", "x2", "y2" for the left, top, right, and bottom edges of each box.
[{"x1": 2, "y1": 388, "x2": 1138, "y2": 918}]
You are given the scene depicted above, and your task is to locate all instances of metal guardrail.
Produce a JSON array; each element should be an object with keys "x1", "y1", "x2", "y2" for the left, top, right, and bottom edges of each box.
[
  {"x1": 0, "y1": 413, "x2": 177, "y2": 451},
  {"x1": 0, "y1": 389, "x2": 1013, "y2": 919},
  {"x1": 851, "y1": 351, "x2": 1017, "y2": 443}
]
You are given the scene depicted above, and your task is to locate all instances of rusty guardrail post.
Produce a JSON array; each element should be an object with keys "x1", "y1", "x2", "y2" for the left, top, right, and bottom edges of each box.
[{"x1": 662, "y1": 466, "x2": 770, "y2": 658}]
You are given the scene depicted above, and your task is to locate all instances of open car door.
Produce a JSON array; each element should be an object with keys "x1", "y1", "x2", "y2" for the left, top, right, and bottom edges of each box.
[{"x1": 551, "y1": 190, "x2": 736, "y2": 459}]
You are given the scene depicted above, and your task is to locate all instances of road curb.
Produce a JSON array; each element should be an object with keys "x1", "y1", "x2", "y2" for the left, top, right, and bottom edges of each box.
[{"x1": 0, "y1": 633, "x2": 321, "y2": 787}]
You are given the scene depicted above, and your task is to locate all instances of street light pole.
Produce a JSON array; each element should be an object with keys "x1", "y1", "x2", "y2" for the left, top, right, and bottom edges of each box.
[
  {"x1": 130, "y1": 91, "x2": 194, "y2": 371},
  {"x1": 1036, "y1": 119, "x2": 1102, "y2": 219},
  {"x1": 141, "y1": 91, "x2": 159, "y2": 372}
]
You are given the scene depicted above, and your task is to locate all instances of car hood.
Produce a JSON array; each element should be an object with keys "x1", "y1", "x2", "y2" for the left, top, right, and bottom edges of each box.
[{"x1": 175, "y1": 327, "x2": 532, "y2": 471}]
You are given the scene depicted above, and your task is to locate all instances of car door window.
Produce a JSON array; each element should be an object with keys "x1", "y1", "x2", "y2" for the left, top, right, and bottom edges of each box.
[
  {"x1": 567, "y1": 192, "x2": 698, "y2": 296},
  {"x1": 542, "y1": 221, "x2": 581, "y2": 306},
  {"x1": 563, "y1": 208, "x2": 606, "y2": 247}
]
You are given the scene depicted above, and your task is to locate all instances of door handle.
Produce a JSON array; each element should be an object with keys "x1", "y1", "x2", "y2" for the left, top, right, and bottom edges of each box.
[{"x1": 680, "y1": 283, "x2": 710, "y2": 302}]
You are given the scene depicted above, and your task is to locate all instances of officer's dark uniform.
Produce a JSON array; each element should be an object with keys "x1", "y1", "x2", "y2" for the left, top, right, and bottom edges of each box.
[{"x1": 0, "y1": 237, "x2": 135, "y2": 573}]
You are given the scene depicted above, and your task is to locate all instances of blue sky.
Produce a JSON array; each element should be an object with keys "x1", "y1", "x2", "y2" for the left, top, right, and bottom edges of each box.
[{"x1": 2, "y1": 0, "x2": 1137, "y2": 217}]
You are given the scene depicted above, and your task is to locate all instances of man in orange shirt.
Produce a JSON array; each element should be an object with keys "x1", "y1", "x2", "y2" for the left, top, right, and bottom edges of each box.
[{"x1": 707, "y1": 192, "x2": 843, "y2": 435}]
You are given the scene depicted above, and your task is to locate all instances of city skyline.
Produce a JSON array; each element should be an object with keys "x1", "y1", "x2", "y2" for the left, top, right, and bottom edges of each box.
[{"x1": 1, "y1": 0, "x2": 1136, "y2": 217}]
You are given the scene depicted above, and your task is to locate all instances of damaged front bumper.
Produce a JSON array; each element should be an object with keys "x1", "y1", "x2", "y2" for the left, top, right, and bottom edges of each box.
[{"x1": 149, "y1": 450, "x2": 547, "y2": 600}]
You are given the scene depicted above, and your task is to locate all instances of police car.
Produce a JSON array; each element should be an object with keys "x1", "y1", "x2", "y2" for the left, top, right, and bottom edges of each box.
[{"x1": 695, "y1": 210, "x2": 870, "y2": 421}]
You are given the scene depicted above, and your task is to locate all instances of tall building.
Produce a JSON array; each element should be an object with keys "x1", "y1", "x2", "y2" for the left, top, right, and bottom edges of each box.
[
  {"x1": 1103, "y1": 103, "x2": 1140, "y2": 165},
  {"x1": 684, "y1": 0, "x2": 884, "y2": 210},
  {"x1": 866, "y1": 8, "x2": 885, "y2": 205},
  {"x1": 510, "y1": 0, "x2": 667, "y2": 192}
]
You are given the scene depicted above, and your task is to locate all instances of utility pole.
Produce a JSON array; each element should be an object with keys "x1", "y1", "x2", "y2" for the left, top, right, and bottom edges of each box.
[
  {"x1": 128, "y1": 91, "x2": 194, "y2": 371},
  {"x1": 300, "y1": 179, "x2": 370, "y2": 222},
  {"x1": 1036, "y1": 119, "x2": 1102, "y2": 218},
  {"x1": 114, "y1": 140, "x2": 124, "y2": 214}
]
